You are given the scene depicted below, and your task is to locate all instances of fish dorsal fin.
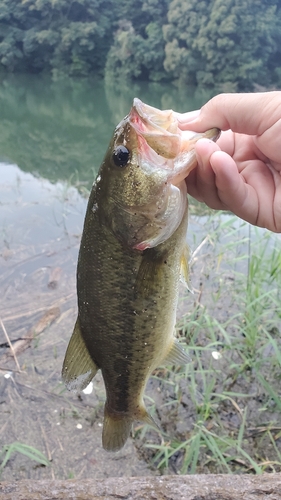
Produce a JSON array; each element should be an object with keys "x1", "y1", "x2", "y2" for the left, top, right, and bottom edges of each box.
[
  {"x1": 163, "y1": 338, "x2": 190, "y2": 365},
  {"x1": 180, "y1": 243, "x2": 193, "y2": 292},
  {"x1": 62, "y1": 317, "x2": 99, "y2": 392}
]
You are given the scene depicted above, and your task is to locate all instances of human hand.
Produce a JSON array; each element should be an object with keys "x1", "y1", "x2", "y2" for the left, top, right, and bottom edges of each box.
[{"x1": 177, "y1": 92, "x2": 281, "y2": 232}]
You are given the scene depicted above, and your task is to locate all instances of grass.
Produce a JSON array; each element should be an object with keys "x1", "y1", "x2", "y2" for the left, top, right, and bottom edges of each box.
[
  {"x1": 139, "y1": 210, "x2": 281, "y2": 474},
  {"x1": 0, "y1": 442, "x2": 50, "y2": 475}
]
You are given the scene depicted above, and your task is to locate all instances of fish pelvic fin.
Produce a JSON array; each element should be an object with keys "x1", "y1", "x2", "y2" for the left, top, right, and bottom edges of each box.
[
  {"x1": 102, "y1": 406, "x2": 160, "y2": 452},
  {"x1": 180, "y1": 243, "x2": 193, "y2": 292},
  {"x1": 62, "y1": 317, "x2": 99, "y2": 392}
]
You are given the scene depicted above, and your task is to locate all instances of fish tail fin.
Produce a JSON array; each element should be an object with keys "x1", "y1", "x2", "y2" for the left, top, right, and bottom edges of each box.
[
  {"x1": 102, "y1": 404, "x2": 160, "y2": 452},
  {"x1": 102, "y1": 408, "x2": 133, "y2": 452}
]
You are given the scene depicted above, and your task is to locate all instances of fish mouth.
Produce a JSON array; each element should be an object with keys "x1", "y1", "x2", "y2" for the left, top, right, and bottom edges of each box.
[
  {"x1": 129, "y1": 98, "x2": 181, "y2": 160},
  {"x1": 129, "y1": 98, "x2": 220, "y2": 184}
]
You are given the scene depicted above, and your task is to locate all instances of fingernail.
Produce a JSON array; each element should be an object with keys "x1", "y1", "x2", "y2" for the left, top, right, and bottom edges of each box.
[{"x1": 177, "y1": 109, "x2": 200, "y2": 123}]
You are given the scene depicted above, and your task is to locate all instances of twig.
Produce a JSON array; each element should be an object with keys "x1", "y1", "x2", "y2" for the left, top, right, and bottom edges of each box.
[
  {"x1": 57, "y1": 438, "x2": 64, "y2": 452},
  {"x1": 39, "y1": 420, "x2": 55, "y2": 480},
  {"x1": 77, "y1": 465, "x2": 86, "y2": 479},
  {"x1": 0, "y1": 366, "x2": 21, "y2": 373},
  {"x1": 39, "y1": 420, "x2": 56, "y2": 481},
  {"x1": 1, "y1": 293, "x2": 73, "y2": 322},
  {"x1": 39, "y1": 422, "x2": 52, "y2": 462},
  {"x1": 0, "y1": 421, "x2": 8, "y2": 436},
  {"x1": 189, "y1": 235, "x2": 209, "y2": 266},
  {"x1": 0, "y1": 307, "x2": 61, "y2": 365},
  {"x1": 0, "y1": 318, "x2": 21, "y2": 372}
]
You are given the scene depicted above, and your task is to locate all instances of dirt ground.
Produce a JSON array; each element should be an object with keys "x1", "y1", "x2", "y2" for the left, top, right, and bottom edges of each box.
[{"x1": 1, "y1": 162, "x2": 281, "y2": 480}]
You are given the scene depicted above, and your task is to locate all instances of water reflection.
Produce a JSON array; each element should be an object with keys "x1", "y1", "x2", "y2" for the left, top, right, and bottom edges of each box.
[
  {"x1": 0, "y1": 75, "x2": 112, "y2": 184},
  {"x1": 0, "y1": 74, "x2": 216, "y2": 186}
]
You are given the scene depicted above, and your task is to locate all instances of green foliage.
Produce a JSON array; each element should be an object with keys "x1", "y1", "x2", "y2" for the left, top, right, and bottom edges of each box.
[
  {"x1": 0, "y1": 0, "x2": 115, "y2": 77},
  {"x1": 0, "y1": 0, "x2": 281, "y2": 89},
  {"x1": 139, "y1": 217, "x2": 281, "y2": 473},
  {"x1": 164, "y1": 0, "x2": 281, "y2": 90},
  {"x1": 105, "y1": 0, "x2": 170, "y2": 82}
]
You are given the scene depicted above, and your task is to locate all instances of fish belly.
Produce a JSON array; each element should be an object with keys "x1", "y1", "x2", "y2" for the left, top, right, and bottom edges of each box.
[{"x1": 64, "y1": 193, "x2": 189, "y2": 451}]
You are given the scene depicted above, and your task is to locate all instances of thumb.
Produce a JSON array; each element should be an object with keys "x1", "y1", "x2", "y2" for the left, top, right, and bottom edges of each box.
[{"x1": 178, "y1": 91, "x2": 281, "y2": 136}]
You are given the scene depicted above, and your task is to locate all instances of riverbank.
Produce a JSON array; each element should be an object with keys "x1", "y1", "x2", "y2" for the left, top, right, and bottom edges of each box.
[{"x1": 1, "y1": 162, "x2": 281, "y2": 478}]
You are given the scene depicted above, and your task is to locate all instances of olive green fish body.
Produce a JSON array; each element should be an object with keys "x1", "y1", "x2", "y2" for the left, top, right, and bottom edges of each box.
[
  {"x1": 82, "y1": 189, "x2": 188, "y2": 388},
  {"x1": 62, "y1": 99, "x2": 220, "y2": 451},
  {"x1": 74, "y1": 181, "x2": 188, "y2": 449}
]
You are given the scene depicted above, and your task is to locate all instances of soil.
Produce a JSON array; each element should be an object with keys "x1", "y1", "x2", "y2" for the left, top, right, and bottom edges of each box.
[{"x1": 1, "y1": 162, "x2": 281, "y2": 480}]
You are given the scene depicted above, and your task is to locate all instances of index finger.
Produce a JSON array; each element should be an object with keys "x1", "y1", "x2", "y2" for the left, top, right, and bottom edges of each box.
[{"x1": 178, "y1": 91, "x2": 281, "y2": 136}]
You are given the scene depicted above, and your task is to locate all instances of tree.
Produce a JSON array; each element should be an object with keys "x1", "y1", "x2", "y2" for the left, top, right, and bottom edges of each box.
[
  {"x1": 104, "y1": 0, "x2": 169, "y2": 82},
  {"x1": 163, "y1": 0, "x2": 280, "y2": 90},
  {"x1": 0, "y1": 0, "x2": 280, "y2": 88},
  {"x1": 0, "y1": 0, "x2": 115, "y2": 76}
]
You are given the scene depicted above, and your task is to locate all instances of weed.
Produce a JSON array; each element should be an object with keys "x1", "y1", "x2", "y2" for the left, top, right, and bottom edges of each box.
[
  {"x1": 0, "y1": 442, "x2": 50, "y2": 475},
  {"x1": 141, "y1": 212, "x2": 281, "y2": 474}
]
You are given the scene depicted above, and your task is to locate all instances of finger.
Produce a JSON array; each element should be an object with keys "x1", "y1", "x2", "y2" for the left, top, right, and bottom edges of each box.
[
  {"x1": 178, "y1": 91, "x2": 281, "y2": 136},
  {"x1": 186, "y1": 139, "x2": 226, "y2": 210},
  {"x1": 210, "y1": 151, "x2": 259, "y2": 226}
]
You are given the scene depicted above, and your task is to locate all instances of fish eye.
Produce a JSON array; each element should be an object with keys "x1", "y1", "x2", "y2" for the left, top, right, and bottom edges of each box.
[{"x1": 112, "y1": 145, "x2": 130, "y2": 167}]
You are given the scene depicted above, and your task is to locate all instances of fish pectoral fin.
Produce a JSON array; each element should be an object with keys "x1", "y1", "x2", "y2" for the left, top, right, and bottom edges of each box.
[
  {"x1": 163, "y1": 338, "x2": 190, "y2": 365},
  {"x1": 62, "y1": 317, "x2": 99, "y2": 392},
  {"x1": 180, "y1": 243, "x2": 193, "y2": 292},
  {"x1": 102, "y1": 408, "x2": 133, "y2": 452},
  {"x1": 136, "y1": 249, "x2": 166, "y2": 296}
]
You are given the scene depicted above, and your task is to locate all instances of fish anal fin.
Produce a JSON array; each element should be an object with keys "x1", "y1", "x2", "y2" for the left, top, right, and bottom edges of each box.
[
  {"x1": 141, "y1": 409, "x2": 160, "y2": 432},
  {"x1": 62, "y1": 317, "x2": 99, "y2": 392},
  {"x1": 163, "y1": 338, "x2": 190, "y2": 365}
]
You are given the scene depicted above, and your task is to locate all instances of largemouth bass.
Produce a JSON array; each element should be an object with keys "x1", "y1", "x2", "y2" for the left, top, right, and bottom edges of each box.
[{"x1": 62, "y1": 99, "x2": 220, "y2": 452}]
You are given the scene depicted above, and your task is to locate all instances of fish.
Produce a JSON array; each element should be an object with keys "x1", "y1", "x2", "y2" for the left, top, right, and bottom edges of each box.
[{"x1": 62, "y1": 98, "x2": 220, "y2": 452}]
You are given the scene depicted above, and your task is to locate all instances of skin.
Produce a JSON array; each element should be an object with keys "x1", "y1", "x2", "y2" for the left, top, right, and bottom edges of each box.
[{"x1": 177, "y1": 92, "x2": 281, "y2": 232}]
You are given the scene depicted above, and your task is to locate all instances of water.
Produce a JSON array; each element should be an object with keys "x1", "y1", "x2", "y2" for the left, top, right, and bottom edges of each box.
[
  {"x1": 0, "y1": 73, "x2": 226, "y2": 323},
  {"x1": 0, "y1": 74, "x2": 216, "y2": 185}
]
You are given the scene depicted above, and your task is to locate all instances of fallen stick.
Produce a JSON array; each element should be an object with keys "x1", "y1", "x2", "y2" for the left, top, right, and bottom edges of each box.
[
  {"x1": 0, "y1": 318, "x2": 21, "y2": 372},
  {"x1": 0, "y1": 307, "x2": 60, "y2": 365}
]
